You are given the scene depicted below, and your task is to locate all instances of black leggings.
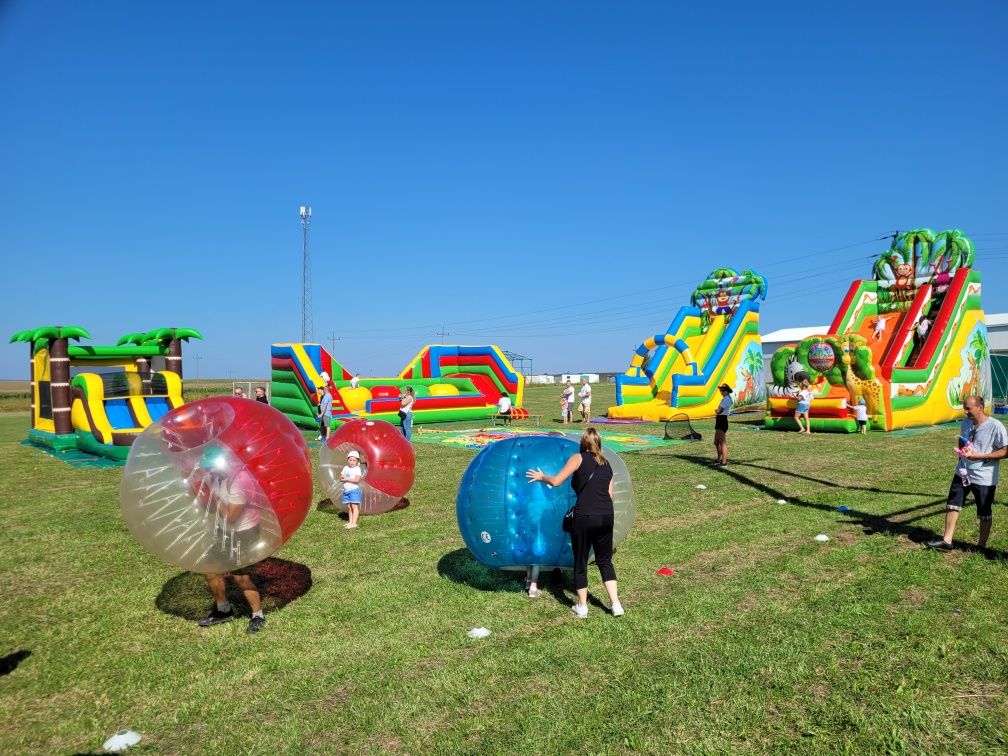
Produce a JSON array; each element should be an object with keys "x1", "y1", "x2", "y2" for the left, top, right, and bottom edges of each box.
[{"x1": 570, "y1": 513, "x2": 616, "y2": 590}]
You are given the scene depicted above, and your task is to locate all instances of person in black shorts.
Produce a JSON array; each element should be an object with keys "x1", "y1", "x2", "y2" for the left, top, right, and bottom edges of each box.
[
  {"x1": 714, "y1": 383, "x2": 732, "y2": 466},
  {"x1": 927, "y1": 395, "x2": 1007, "y2": 552},
  {"x1": 526, "y1": 427, "x2": 623, "y2": 618}
]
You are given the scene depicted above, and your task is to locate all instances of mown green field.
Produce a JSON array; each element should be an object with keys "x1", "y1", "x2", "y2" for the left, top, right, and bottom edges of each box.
[{"x1": 1, "y1": 384, "x2": 1007, "y2": 754}]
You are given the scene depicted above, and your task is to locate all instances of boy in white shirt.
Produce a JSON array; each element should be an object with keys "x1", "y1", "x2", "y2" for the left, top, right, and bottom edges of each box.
[
  {"x1": 340, "y1": 450, "x2": 363, "y2": 529},
  {"x1": 496, "y1": 391, "x2": 512, "y2": 425}
]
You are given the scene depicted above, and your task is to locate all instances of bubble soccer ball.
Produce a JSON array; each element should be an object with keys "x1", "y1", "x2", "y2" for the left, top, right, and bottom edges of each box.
[
  {"x1": 119, "y1": 397, "x2": 313, "y2": 574},
  {"x1": 456, "y1": 435, "x2": 635, "y2": 570},
  {"x1": 317, "y1": 418, "x2": 415, "y2": 514},
  {"x1": 807, "y1": 341, "x2": 836, "y2": 373}
]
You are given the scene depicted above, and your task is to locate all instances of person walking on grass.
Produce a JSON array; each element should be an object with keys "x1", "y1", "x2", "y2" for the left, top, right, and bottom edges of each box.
[
  {"x1": 194, "y1": 451, "x2": 267, "y2": 635},
  {"x1": 795, "y1": 380, "x2": 813, "y2": 434},
  {"x1": 927, "y1": 395, "x2": 1007, "y2": 553},
  {"x1": 853, "y1": 397, "x2": 868, "y2": 434},
  {"x1": 714, "y1": 383, "x2": 732, "y2": 466},
  {"x1": 340, "y1": 449, "x2": 363, "y2": 529},
  {"x1": 526, "y1": 427, "x2": 623, "y2": 618}
]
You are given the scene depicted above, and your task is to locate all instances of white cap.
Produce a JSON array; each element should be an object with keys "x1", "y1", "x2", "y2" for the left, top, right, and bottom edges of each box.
[
  {"x1": 319, "y1": 371, "x2": 330, "y2": 382},
  {"x1": 347, "y1": 450, "x2": 360, "y2": 459}
]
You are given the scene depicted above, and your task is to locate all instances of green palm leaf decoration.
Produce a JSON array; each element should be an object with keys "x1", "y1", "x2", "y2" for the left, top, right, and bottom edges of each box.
[
  {"x1": 10, "y1": 325, "x2": 90, "y2": 345},
  {"x1": 116, "y1": 332, "x2": 149, "y2": 346},
  {"x1": 140, "y1": 327, "x2": 204, "y2": 344}
]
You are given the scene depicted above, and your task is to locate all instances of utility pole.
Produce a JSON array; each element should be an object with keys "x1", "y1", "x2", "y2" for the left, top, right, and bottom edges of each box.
[
  {"x1": 193, "y1": 353, "x2": 203, "y2": 381},
  {"x1": 327, "y1": 332, "x2": 340, "y2": 355},
  {"x1": 300, "y1": 205, "x2": 313, "y2": 342},
  {"x1": 438, "y1": 325, "x2": 450, "y2": 344}
]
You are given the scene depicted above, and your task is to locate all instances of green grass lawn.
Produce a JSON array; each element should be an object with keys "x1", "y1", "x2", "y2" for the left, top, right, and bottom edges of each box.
[{"x1": 2, "y1": 385, "x2": 1008, "y2": 753}]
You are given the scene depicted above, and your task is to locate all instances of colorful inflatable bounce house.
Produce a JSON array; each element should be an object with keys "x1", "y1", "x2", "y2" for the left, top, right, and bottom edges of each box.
[
  {"x1": 765, "y1": 229, "x2": 990, "y2": 432},
  {"x1": 608, "y1": 268, "x2": 768, "y2": 421},
  {"x1": 9, "y1": 326, "x2": 201, "y2": 460},
  {"x1": 270, "y1": 343, "x2": 526, "y2": 429}
]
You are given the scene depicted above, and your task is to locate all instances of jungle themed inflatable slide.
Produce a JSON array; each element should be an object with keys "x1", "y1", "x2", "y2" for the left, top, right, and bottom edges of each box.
[{"x1": 765, "y1": 229, "x2": 990, "y2": 432}]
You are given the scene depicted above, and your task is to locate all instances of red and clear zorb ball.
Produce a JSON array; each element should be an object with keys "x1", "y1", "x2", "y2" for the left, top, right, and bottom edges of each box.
[
  {"x1": 317, "y1": 419, "x2": 415, "y2": 514},
  {"x1": 119, "y1": 397, "x2": 313, "y2": 574}
]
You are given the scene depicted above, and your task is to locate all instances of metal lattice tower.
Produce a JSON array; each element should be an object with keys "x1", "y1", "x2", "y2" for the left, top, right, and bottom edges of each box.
[{"x1": 299, "y1": 205, "x2": 314, "y2": 342}]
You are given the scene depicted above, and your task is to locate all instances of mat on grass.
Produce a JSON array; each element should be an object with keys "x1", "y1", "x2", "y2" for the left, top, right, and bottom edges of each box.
[
  {"x1": 411, "y1": 427, "x2": 684, "y2": 452},
  {"x1": 19, "y1": 439, "x2": 124, "y2": 469}
]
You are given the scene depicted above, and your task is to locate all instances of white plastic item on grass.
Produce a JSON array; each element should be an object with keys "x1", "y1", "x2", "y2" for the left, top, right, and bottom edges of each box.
[
  {"x1": 695, "y1": 484, "x2": 707, "y2": 490},
  {"x1": 814, "y1": 534, "x2": 830, "y2": 542},
  {"x1": 467, "y1": 627, "x2": 492, "y2": 639},
  {"x1": 103, "y1": 730, "x2": 142, "y2": 752},
  {"x1": 776, "y1": 499, "x2": 786, "y2": 504}
]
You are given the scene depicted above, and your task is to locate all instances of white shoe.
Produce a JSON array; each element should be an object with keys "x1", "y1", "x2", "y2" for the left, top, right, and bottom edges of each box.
[
  {"x1": 571, "y1": 603, "x2": 588, "y2": 618},
  {"x1": 611, "y1": 602, "x2": 624, "y2": 617},
  {"x1": 528, "y1": 587, "x2": 541, "y2": 598},
  {"x1": 315, "y1": 435, "x2": 324, "y2": 441}
]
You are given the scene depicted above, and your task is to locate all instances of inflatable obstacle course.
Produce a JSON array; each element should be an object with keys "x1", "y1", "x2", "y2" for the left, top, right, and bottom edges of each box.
[
  {"x1": 270, "y1": 343, "x2": 526, "y2": 429},
  {"x1": 765, "y1": 229, "x2": 990, "y2": 432},
  {"x1": 9, "y1": 326, "x2": 201, "y2": 460},
  {"x1": 608, "y1": 268, "x2": 768, "y2": 421}
]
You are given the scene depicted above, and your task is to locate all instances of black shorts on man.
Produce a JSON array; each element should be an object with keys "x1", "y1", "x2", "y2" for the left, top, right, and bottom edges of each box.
[{"x1": 946, "y1": 476, "x2": 996, "y2": 521}]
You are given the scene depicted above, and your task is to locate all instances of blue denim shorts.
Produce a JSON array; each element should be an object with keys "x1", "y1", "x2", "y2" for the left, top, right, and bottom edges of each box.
[{"x1": 342, "y1": 488, "x2": 362, "y2": 505}]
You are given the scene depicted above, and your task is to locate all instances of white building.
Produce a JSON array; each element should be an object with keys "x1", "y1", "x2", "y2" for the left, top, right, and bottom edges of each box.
[
  {"x1": 561, "y1": 373, "x2": 600, "y2": 384},
  {"x1": 527, "y1": 374, "x2": 556, "y2": 385}
]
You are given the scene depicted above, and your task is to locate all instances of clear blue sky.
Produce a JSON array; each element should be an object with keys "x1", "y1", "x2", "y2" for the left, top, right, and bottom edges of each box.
[{"x1": 2, "y1": 1, "x2": 1006, "y2": 379}]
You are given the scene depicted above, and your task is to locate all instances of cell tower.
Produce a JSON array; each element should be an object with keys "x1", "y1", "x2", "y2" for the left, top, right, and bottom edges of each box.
[{"x1": 299, "y1": 204, "x2": 313, "y2": 342}]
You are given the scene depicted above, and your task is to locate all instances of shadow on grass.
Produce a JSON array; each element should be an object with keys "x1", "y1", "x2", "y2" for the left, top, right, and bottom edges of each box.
[
  {"x1": 436, "y1": 549, "x2": 616, "y2": 610},
  {"x1": 438, "y1": 548, "x2": 525, "y2": 593},
  {"x1": 0, "y1": 649, "x2": 30, "y2": 676},
  {"x1": 729, "y1": 459, "x2": 939, "y2": 498},
  {"x1": 155, "y1": 557, "x2": 313, "y2": 621},
  {"x1": 316, "y1": 497, "x2": 411, "y2": 518},
  {"x1": 674, "y1": 453, "x2": 1008, "y2": 556}
]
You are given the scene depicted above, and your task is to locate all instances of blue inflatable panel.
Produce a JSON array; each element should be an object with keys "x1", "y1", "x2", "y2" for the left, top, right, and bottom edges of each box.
[
  {"x1": 104, "y1": 399, "x2": 137, "y2": 430},
  {"x1": 145, "y1": 396, "x2": 171, "y2": 421}
]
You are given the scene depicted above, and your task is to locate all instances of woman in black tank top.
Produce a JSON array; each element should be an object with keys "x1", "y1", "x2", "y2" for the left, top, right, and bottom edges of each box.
[{"x1": 526, "y1": 428, "x2": 624, "y2": 618}]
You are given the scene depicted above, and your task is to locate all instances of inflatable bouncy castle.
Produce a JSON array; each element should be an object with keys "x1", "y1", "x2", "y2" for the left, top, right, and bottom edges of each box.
[
  {"x1": 765, "y1": 229, "x2": 990, "y2": 432},
  {"x1": 270, "y1": 343, "x2": 526, "y2": 429},
  {"x1": 608, "y1": 268, "x2": 767, "y2": 421},
  {"x1": 9, "y1": 326, "x2": 201, "y2": 460}
]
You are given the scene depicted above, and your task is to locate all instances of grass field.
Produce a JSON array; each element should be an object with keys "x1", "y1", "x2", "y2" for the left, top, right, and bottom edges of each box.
[{"x1": 2, "y1": 384, "x2": 1008, "y2": 753}]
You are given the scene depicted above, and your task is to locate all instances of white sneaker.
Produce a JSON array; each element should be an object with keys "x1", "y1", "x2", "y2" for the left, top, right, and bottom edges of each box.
[
  {"x1": 571, "y1": 603, "x2": 588, "y2": 618},
  {"x1": 315, "y1": 435, "x2": 324, "y2": 441},
  {"x1": 611, "y1": 602, "x2": 624, "y2": 617}
]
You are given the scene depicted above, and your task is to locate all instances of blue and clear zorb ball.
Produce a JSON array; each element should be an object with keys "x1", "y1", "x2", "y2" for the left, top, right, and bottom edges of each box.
[{"x1": 456, "y1": 436, "x2": 635, "y2": 571}]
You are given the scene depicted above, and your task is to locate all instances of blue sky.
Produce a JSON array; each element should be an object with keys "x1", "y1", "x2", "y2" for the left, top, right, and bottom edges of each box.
[{"x1": 2, "y1": 1, "x2": 1006, "y2": 379}]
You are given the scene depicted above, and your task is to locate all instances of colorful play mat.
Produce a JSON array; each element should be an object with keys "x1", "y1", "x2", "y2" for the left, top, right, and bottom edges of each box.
[
  {"x1": 411, "y1": 426, "x2": 684, "y2": 453},
  {"x1": 20, "y1": 440, "x2": 124, "y2": 469}
]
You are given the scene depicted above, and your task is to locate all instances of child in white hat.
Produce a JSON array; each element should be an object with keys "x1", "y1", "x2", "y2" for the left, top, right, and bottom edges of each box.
[{"x1": 339, "y1": 450, "x2": 363, "y2": 529}]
